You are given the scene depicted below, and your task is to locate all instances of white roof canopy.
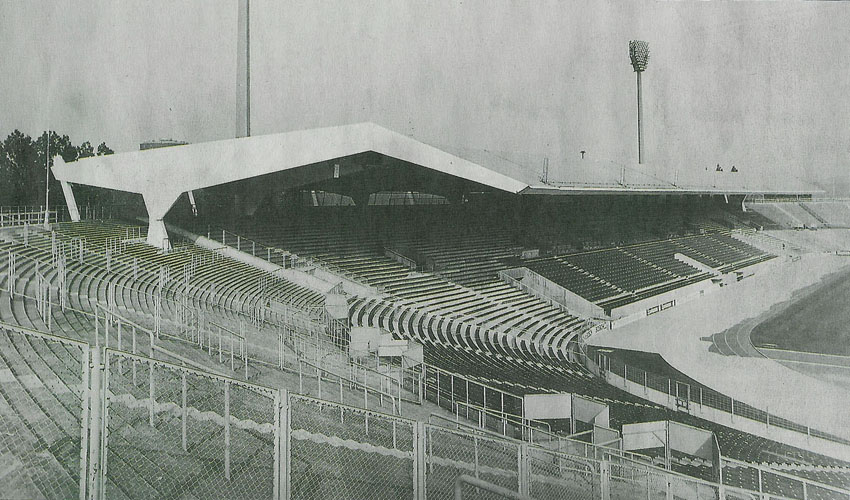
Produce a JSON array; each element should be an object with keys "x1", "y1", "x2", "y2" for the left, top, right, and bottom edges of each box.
[{"x1": 52, "y1": 121, "x2": 817, "y2": 248}]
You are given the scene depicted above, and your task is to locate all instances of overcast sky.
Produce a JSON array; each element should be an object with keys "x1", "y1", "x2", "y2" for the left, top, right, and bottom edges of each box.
[{"x1": 2, "y1": 1, "x2": 849, "y2": 191}]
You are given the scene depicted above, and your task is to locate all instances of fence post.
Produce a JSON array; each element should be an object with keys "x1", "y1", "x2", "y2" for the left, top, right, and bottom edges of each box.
[
  {"x1": 131, "y1": 327, "x2": 137, "y2": 385},
  {"x1": 436, "y1": 370, "x2": 440, "y2": 408},
  {"x1": 518, "y1": 443, "x2": 530, "y2": 497},
  {"x1": 414, "y1": 422, "x2": 426, "y2": 500},
  {"x1": 181, "y1": 371, "x2": 188, "y2": 452},
  {"x1": 465, "y1": 379, "x2": 469, "y2": 420},
  {"x1": 79, "y1": 347, "x2": 91, "y2": 500},
  {"x1": 420, "y1": 365, "x2": 426, "y2": 404},
  {"x1": 275, "y1": 389, "x2": 291, "y2": 500},
  {"x1": 224, "y1": 381, "x2": 231, "y2": 481},
  {"x1": 600, "y1": 459, "x2": 611, "y2": 500},
  {"x1": 86, "y1": 348, "x2": 103, "y2": 500},
  {"x1": 148, "y1": 360, "x2": 155, "y2": 427},
  {"x1": 398, "y1": 370, "x2": 403, "y2": 416},
  {"x1": 474, "y1": 435, "x2": 480, "y2": 482},
  {"x1": 274, "y1": 390, "x2": 281, "y2": 500}
]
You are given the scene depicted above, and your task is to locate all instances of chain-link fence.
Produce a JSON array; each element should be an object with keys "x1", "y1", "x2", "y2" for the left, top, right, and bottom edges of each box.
[
  {"x1": 607, "y1": 454, "x2": 729, "y2": 500},
  {"x1": 425, "y1": 424, "x2": 521, "y2": 499},
  {"x1": 288, "y1": 393, "x2": 419, "y2": 499},
  {"x1": 3, "y1": 321, "x2": 850, "y2": 500},
  {"x1": 527, "y1": 445, "x2": 601, "y2": 500},
  {"x1": 101, "y1": 349, "x2": 278, "y2": 499},
  {"x1": 0, "y1": 325, "x2": 88, "y2": 500}
]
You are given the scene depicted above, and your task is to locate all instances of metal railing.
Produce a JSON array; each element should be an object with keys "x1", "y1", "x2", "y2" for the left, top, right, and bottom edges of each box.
[
  {"x1": 720, "y1": 455, "x2": 850, "y2": 500},
  {"x1": 23, "y1": 224, "x2": 326, "y2": 324},
  {"x1": 582, "y1": 345, "x2": 850, "y2": 449},
  {"x1": 430, "y1": 410, "x2": 650, "y2": 466},
  {"x1": 422, "y1": 360, "x2": 525, "y2": 423},
  {"x1": 5, "y1": 230, "x2": 463, "y2": 417},
  {"x1": 0, "y1": 325, "x2": 847, "y2": 499},
  {"x1": 206, "y1": 225, "x2": 390, "y2": 293},
  {"x1": 2, "y1": 235, "x2": 543, "y2": 438},
  {"x1": 1, "y1": 232, "x2": 405, "y2": 417},
  {"x1": 454, "y1": 474, "x2": 529, "y2": 500},
  {"x1": 11, "y1": 224, "x2": 850, "y2": 497},
  {"x1": 0, "y1": 208, "x2": 58, "y2": 227},
  {"x1": 90, "y1": 286, "x2": 405, "y2": 416}
]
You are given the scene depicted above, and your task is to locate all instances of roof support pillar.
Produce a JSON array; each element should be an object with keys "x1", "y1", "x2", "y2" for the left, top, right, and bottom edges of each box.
[
  {"x1": 60, "y1": 181, "x2": 80, "y2": 222},
  {"x1": 147, "y1": 218, "x2": 170, "y2": 250},
  {"x1": 142, "y1": 189, "x2": 182, "y2": 250}
]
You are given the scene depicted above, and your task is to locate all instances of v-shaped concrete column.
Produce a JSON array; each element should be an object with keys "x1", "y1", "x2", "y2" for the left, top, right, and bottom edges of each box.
[{"x1": 142, "y1": 188, "x2": 183, "y2": 249}]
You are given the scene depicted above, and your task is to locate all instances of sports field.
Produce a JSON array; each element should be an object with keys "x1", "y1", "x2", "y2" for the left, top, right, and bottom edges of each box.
[{"x1": 750, "y1": 264, "x2": 850, "y2": 356}]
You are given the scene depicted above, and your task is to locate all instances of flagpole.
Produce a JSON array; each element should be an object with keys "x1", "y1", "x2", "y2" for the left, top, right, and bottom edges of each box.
[{"x1": 44, "y1": 130, "x2": 50, "y2": 229}]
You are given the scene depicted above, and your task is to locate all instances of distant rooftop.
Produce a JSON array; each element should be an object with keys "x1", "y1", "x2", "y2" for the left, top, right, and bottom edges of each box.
[{"x1": 139, "y1": 139, "x2": 189, "y2": 151}]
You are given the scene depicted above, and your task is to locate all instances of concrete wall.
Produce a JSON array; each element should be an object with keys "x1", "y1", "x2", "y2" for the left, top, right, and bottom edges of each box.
[
  {"x1": 500, "y1": 267, "x2": 604, "y2": 318},
  {"x1": 309, "y1": 265, "x2": 380, "y2": 297},
  {"x1": 167, "y1": 223, "x2": 370, "y2": 300},
  {"x1": 674, "y1": 253, "x2": 719, "y2": 276},
  {"x1": 609, "y1": 278, "x2": 714, "y2": 326},
  {"x1": 598, "y1": 363, "x2": 850, "y2": 462}
]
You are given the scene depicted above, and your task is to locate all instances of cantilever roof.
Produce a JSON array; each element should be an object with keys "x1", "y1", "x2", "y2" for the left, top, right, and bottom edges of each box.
[
  {"x1": 53, "y1": 122, "x2": 817, "y2": 201},
  {"x1": 51, "y1": 122, "x2": 527, "y2": 199},
  {"x1": 436, "y1": 145, "x2": 818, "y2": 196}
]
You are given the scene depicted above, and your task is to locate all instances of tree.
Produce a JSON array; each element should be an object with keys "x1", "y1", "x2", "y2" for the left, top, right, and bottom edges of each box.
[
  {"x1": 77, "y1": 141, "x2": 94, "y2": 159},
  {"x1": 97, "y1": 142, "x2": 114, "y2": 156},
  {"x1": 0, "y1": 130, "x2": 115, "y2": 208},
  {"x1": 1, "y1": 130, "x2": 35, "y2": 206}
]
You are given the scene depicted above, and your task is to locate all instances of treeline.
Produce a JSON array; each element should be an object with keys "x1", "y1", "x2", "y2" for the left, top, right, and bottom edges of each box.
[{"x1": 0, "y1": 130, "x2": 114, "y2": 209}]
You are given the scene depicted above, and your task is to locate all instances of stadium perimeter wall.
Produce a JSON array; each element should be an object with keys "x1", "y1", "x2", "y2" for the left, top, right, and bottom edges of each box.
[
  {"x1": 588, "y1": 254, "x2": 850, "y2": 450},
  {"x1": 582, "y1": 351, "x2": 850, "y2": 462},
  {"x1": 611, "y1": 256, "x2": 780, "y2": 327},
  {"x1": 608, "y1": 279, "x2": 714, "y2": 326}
]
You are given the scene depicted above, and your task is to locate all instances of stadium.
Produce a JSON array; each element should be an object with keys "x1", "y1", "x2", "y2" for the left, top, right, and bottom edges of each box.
[{"x1": 4, "y1": 2, "x2": 850, "y2": 500}]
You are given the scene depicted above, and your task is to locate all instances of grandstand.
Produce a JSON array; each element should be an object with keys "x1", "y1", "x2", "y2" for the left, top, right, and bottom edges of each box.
[{"x1": 0, "y1": 125, "x2": 842, "y2": 499}]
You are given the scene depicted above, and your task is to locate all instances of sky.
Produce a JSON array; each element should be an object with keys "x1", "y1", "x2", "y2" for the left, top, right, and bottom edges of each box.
[{"x1": 2, "y1": 0, "x2": 850, "y2": 192}]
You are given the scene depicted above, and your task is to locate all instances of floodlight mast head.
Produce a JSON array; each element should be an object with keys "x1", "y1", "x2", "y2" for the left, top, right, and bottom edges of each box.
[
  {"x1": 629, "y1": 40, "x2": 650, "y2": 73},
  {"x1": 629, "y1": 40, "x2": 650, "y2": 164}
]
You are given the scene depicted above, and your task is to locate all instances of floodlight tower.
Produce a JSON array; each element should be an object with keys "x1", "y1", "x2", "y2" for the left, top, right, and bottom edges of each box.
[
  {"x1": 629, "y1": 40, "x2": 650, "y2": 164},
  {"x1": 236, "y1": 0, "x2": 250, "y2": 137}
]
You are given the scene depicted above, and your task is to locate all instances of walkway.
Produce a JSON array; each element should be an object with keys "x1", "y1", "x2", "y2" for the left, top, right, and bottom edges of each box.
[{"x1": 588, "y1": 253, "x2": 850, "y2": 441}]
